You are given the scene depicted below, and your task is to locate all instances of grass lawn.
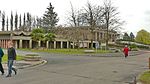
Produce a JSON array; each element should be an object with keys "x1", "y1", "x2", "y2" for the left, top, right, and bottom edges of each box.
[
  {"x1": 2, "y1": 54, "x2": 24, "y2": 63},
  {"x1": 139, "y1": 71, "x2": 150, "y2": 84},
  {"x1": 19, "y1": 49, "x2": 110, "y2": 55}
]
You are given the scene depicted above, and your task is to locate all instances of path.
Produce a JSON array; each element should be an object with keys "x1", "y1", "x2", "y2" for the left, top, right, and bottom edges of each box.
[{"x1": 0, "y1": 50, "x2": 149, "y2": 84}]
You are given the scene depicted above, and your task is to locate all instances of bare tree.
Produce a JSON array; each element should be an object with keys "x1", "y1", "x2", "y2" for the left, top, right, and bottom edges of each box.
[
  {"x1": 66, "y1": 1, "x2": 106, "y2": 48},
  {"x1": 67, "y1": 2, "x2": 80, "y2": 27},
  {"x1": 103, "y1": 0, "x2": 124, "y2": 49},
  {"x1": 82, "y1": 2, "x2": 104, "y2": 48},
  {"x1": 32, "y1": 17, "x2": 36, "y2": 28},
  {"x1": 36, "y1": 16, "x2": 42, "y2": 28}
]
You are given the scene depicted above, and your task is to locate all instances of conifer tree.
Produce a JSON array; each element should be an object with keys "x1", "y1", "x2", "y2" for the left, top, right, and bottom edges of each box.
[
  {"x1": 10, "y1": 11, "x2": 13, "y2": 31},
  {"x1": 2, "y1": 11, "x2": 5, "y2": 31},
  {"x1": 6, "y1": 16, "x2": 8, "y2": 31},
  {"x1": 43, "y1": 3, "x2": 59, "y2": 32},
  {"x1": 19, "y1": 14, "x2": 22, "y2": 28},
  {"x1": 15, "y1": 12, "x2": 18, "y2": 30}
]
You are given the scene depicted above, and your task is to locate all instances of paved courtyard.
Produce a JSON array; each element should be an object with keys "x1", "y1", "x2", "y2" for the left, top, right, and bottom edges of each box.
[{"x1": 0, "y1": 50, "x2": 150, "y2": 84}]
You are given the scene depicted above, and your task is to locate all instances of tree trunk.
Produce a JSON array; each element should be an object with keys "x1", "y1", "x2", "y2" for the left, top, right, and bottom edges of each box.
[{"x1": 90, "y1": 30, "x2": 94, "y2": 49}]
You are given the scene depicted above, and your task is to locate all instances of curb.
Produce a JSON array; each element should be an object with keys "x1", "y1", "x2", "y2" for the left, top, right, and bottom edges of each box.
[
  {"x1": 17, "y1": 60, "x2": 47, "y2": 69},
  {"x1": 3, "y1": 60, "x2": 47, "y2": 70},
  {"x1": 135, "y1": 70, "x2": 149, "y2": 84},
  {"x1": 73, "y1": 51, "x2": 149, "y2": 57}
]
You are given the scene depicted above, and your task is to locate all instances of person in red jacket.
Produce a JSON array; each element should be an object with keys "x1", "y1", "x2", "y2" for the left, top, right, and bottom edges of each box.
[{"x1": 123, "y1": 45, "x2": 129, "y2": 58}]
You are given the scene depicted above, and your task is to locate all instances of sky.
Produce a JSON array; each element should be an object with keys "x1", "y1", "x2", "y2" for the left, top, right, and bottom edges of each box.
[{"x1": 0, "y1": 0, "x2": 150, "y2": 35}]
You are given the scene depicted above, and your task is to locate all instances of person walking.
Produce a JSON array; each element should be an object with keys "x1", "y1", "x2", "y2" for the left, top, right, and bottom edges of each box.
[
  {"x1": 123, "y1": 45, "x2": 129, "y2": 58},
  {"x1": 0, "y1": 47, "x2": 4, "y2": 75},
  {"x1": 6, "y1": 41, "x2": 17, "y2": 77}
]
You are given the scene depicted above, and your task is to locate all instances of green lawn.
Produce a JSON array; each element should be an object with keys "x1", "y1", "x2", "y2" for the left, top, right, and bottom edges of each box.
[
  {"x1": 19, "y1": 49, "x2": 110, "y2": 55},
  {"x1": 2, "y1": 55, "x2": 24, "y2": 63},
  {"x1": 139, "y1": 71, "x2": 150, "y2": 84}
]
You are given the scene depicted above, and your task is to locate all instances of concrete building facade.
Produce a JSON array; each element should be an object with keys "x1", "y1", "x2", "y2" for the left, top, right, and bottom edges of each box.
[{"x1": 0, "y1": 28, "x2": 118, "y2": 49}]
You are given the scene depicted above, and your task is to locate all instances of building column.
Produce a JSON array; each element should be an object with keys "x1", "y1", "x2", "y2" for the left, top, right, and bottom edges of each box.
[
  {"x1": 102, "y1": 32, "x2": 104, "y2": 39},
  {"x1": 46, "y1": 41, "x2": 49, "y2": 49},
  {"x1": 6, "y1": 40, "x2": 8, "y2": 48},
  {"x1": 19, "y1": 40, "x2": 22, "y2": 48},
  {"x1": 60, "y1": 41, "x2": 63, "y2": 49},
  {"x1": 5, "y1": 40, "x2": 7, "y2": 48},
  {"x1": 0, "y1": 40, "x2": 1, "y2": 47},
  {"x1": 29, "y1": 40, "x2": 32, "y2": 49},
  {"x1": 72, "y1": 42, "x2": 75, "y2": 49},
  {"x1": 38, "y1": 41, "x2": 41, "y2": 47},
  {"x1": 15, "y1": 40, "x2": 18, "y2": 49},
  {"x1": 3, "y1": 40, "x2": 5, "y2": 48},
  {"x1": 95, "y1": 32, "x2": 98, "y2": 41},
  {"x1": 54, "y1": 41, "x2": 56, "y2": 49},
  {"x1": 87, "y1": 42, "x2": 90, "y2": 48},
  {"x1": 67, "y1": 41, "x2": 69, "y2": 48},
  {"x1": 2, "y1": 40, "x2": 4, "y2": 48}
]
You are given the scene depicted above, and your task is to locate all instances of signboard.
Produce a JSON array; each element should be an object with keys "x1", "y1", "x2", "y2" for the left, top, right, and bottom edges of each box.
[{"x1": 101, "y1": 43, "x2": 106, "y2": 46}]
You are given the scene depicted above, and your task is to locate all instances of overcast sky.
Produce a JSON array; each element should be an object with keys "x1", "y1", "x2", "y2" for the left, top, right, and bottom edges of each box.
[{"x1": 0, "y1": 0, "x2": 150, "y2": 35}]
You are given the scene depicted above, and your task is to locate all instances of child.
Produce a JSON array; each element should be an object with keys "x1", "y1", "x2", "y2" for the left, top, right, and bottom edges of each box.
[{"x1": 123, "y1": 45, "x2": 129, "y2": 58}]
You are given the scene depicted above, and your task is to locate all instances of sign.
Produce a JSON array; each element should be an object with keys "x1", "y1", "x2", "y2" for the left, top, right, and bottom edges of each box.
[{"x1": 101, "y1": 43, "x2": 106, "y2": 46}]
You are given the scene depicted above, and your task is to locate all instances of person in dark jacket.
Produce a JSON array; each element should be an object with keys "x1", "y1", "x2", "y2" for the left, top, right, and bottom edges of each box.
[
  {"x1": 0, "y1": 47, "x2": 4, "y2": 75},
  {"x1": 6, "y1": 41, "x2": 17, "y2": 77}
]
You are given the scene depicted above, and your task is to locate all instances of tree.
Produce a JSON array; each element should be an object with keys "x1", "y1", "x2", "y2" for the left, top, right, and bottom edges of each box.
[
  {"x1": 136, "y1": 29, "x2": 150, "y2": 44},
  {"x1": 23, "y1": 13, "x2": 26, "y2": 28},
  {"x1": 103, "y1": 0, "x2": 123, "y2": 49},
  {"x1": 15, "y1": 12, "x2": 18, "y2": 30},
  {"x1": 31, "y1": 28, "x2": 44, "y2": 48},
  {"x1": 82, "y1": 2, "x2": 104, "y2": 48},
  {"x1": 27, "y1": 12, "x2": 32, "y2": 31},
  {"x1": 130, "y1": 32, "x2": 135, "y2": 41},
  {"x1": 32, "y1": 17, "x2": 36, "y2": 28},
  {"x1": 36, "y1": 16, "x2": 42, "y2": 28},
  {"x1": 43, "y1": 33, "x2": 56, "y2": 43},
  {"x1": 123, "y1": 32, "x2": 130, "y2": 41},
  {"x1": 66, "y1": 1, "x2": 121, "y2": 48},
  {"x1": 42, "y1": 3, "x2": 59, "y2": 32},
  {"x1": 6, "y1": 16, "x2": 8, "y2": 31},
  {"x1": 67, "y1": 2, "x2": 80, "y2": 27},
  {"x1": 10, "y1": 11, "x2": 13, "y2": 31},
  {"x1": 2, "y1": 11, "x2": 5, "y2": 31},
  {"x1": 19, "y1": 14, "x2": 22, "y2": 28}
]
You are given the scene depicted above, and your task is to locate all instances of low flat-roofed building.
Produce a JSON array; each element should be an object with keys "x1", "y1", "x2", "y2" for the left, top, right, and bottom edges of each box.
[{"x1": 0, "y1": 27, "x2": 119, "y2": 49}]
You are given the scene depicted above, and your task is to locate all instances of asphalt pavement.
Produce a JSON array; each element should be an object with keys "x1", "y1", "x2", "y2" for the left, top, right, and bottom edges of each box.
[{"x1": 0, "y1": 50, "x2": 149, "y2": 84}]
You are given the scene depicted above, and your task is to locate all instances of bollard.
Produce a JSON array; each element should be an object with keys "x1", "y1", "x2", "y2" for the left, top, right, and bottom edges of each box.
[{"x1": 133, "y1": 76, "x2": 137, "y2": 84}]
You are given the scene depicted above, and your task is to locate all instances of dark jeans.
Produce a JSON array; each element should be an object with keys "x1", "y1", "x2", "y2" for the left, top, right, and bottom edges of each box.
[
  {"x1": 125, "y1": 53, "x2": 128, "y2": 58},
  {"x1": 7, "y1": 60, "x2": 16, "y2": 75},
  {"x1": 0, "y1": 58, "x2": 4, "y2": 74}
]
